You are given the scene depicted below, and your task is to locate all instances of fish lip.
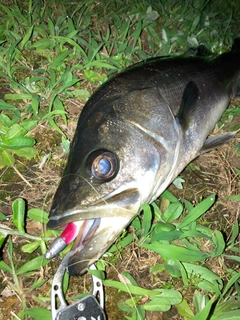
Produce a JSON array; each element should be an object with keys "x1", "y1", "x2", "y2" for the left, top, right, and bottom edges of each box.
[{"x1": 47, "y1": 187, "x2": 140, "y2": 229}]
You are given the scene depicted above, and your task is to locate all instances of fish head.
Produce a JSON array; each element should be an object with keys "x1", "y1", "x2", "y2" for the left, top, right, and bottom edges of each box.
[{"x1": 47, "y1": 87, "x2": 181, "y2": 275}]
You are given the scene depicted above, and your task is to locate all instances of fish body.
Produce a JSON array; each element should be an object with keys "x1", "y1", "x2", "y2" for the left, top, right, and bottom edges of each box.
[{"x1": 47, "y1": 42, "x2": 240, "y2": 275}]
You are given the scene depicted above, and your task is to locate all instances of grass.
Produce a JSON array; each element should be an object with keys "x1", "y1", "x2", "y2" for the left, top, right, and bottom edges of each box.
[{"x1": 0, "y1": 1, "x2": 239, "y2": 319}]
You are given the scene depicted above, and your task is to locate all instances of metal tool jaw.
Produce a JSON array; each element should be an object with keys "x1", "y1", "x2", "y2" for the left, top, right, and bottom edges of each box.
[{"x1": 51, "y1": 252, "x2": 106, "y2": 320}]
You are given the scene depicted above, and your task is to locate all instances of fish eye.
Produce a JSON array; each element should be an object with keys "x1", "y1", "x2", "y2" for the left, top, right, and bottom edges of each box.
[{"x1": 85, "y1": 149, "x2": 118, "y2": 181}]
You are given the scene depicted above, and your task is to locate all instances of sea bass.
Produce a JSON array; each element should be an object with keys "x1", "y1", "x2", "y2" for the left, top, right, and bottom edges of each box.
[{"x1": 46, "y1": 41, "x2": 239, "y2": 276}]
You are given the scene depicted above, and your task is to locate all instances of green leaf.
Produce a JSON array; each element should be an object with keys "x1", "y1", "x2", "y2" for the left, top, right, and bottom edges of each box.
[
  {"x1": 214, "y1": 310, "x2": 240, "y2": 320},
  {"x1": 4, "y1": 123, "x2": 26, "y2": 139},
  {"x1": 28, "y1": 208, "x2": 49, "y2": 224},
  {"x1": 141, "y1": 204, "x2": 152, "y2": 235},
  {"x1": 178, "y1": 194, "x2": 216, "y2": 229},
  {"x1": 12, "y1": 198, "x2": 25, "y2": 233},
  {"x1": 227, "y1": 221, "x2": 239, "y2": 247},
  {"x1": 0, "y1": 260, "x2": 12, "y2": 273},
  {"x1": 227, "y1": 195, "x2": 240, "y2": 201},
  {"x1": 223, "y1": 255, "x2": 240, "y2": 263},
  {"x1": 50, "y1": 50, "x2": 72, "y2": 68},
  {"x1": 143, "y1": 297, "x2": 171, "y2": 312},
  {"x1": 161, "y1": 190, "x2": 179, "y2": 202},
  {"x1": 104, "y1": 279, "x2": 158, "y2": 296},
  {"x1": 222, "y1": 273, "x2": 240, "y2": 297},
  {"x1": 3, "y1": 137, "x2": 35, "y2": 149},
  {"x1": 24, "y1": 308, "x2": 51, "y2": 320},
  {"x1": 13, "y1": 146, "x2": 36, "y2": 159},
  {"x1": 176, "y1": 299, "x2": 195, "y2": 319},
  {"x1": 88, "y1": 269, "x2": 105, "y2": 280},
  {"x1": 0, "y1": 211, "x2": 7, "y2": 220},
  {"x1": 144, "y1": 290, "x2": 182, "y2": 311},
  {"x1": 142, "y1": 243, "x2": 208, "y2": 262},
  {"x1": 32, "y1": 38, "x2": 55, "y2": 49},
  {"x1": 19, "y1": 25, "x2": 34, "y2": 50},
  {"x1": 0, "y1": 149, "x2": 14, "y2": 167},
  {"x1": 16, "y1": 256, "x2": 49, "y2": 274},
  {"x1": 211, "y1": 231, "x2": 225, "y2": 256},
  {"x1": 4, "y1": 93, "x2": 32, "y2": 100},
  {"x1": 183, "y1": 263, "x2": 221, "y2": 285},
  {"x1": 108, "y1": 233, "x2": 133, "y2": 253},
  {"x1": 21, "y1": 119, "x2": 38, "y2": 132},
  {"x1": 163, "y1": 202, "x2": 183, "y2": 222},
  {"x1": 151, "y1": 229, "x2": 182, "y2": 241},
  {"x1": 192, "y1": 295, "x2": 216, "y2": 320},
  {"x1": 22, "y1": 241, "x2": 40, "y2": 253}
]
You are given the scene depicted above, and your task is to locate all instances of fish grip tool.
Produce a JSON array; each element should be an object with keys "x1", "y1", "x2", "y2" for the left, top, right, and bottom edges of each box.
[{"x1": 51, "y1": 251, "x2": 106, "y2": 320}]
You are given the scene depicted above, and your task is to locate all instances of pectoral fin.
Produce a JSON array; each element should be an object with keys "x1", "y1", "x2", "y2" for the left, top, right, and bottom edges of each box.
[
  {"x1": 200, "y1": 131, "x2": 237, "y2": 154},
  {"x1": 177, "y1": 81, "x2": 199, "y2": 129}
]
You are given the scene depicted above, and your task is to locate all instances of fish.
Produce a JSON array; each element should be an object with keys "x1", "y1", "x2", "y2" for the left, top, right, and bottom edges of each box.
[{"x1": 46, "y1": 40, "x2": 240, "y2": 276}]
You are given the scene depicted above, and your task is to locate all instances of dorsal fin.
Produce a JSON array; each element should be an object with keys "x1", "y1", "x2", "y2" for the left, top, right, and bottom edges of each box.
[{"x1": 177, "y1": 81, "x2": 199, "y2": 129}]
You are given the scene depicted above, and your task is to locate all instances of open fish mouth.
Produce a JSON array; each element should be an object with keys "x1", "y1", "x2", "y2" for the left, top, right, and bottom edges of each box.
[{"x1": 45, "y1": 218, "x2": 100, "y2": 260}]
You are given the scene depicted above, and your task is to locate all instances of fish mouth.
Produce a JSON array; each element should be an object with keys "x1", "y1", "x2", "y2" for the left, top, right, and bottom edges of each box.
[
  {"x1": 47, "y1": 188, "x2": 140, "y2": 228},
  {"x1": 46, "y1": 188, "x2": 140, "y2": 275}
]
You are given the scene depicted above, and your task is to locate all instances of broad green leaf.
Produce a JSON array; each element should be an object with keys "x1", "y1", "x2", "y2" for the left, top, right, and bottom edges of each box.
[
  {"x1": 144, "y1": 290, "x2": 182, "y2": 311},
  {"x1": 214, "y1": 310, "x2": 240, "y2": 320},
  {"x1": 142, "y1": 243, "x2": 208, "y2": 262},
  {"x1": 32, "y1": 38, "x2": 55, "y2": 49},
  {"x1": 178, "y1": 194, "x2": 216, "y2": 229},
  {"x1": 211, "y1": 231, "x2": 225, "y2": 256},
  {"x1": 0, "y1": 260, "x2": 12, "y2": 273},
  {"x1": 161, "y1": 190, "x2": 179, "y2": 202},
  {"x1": 122, "y1": 272, "x2": 139, "y2": 286},
  {"x1": 227, "y1": 221, "x2": 239, "y2": 246},
  {"x1": 4, "y1": 123, "x2": 26, "y2": 139},
  {"x1": 0, "y1": 211, "x2": 7, "y2": 220},
  {"x1": 13, "y1": 147, "x2": 36, "y2": 159},
  {"x1": 48, "y1": 18, "x2": 55, "y2": 36},
  {"x1": 31, "y1": 279, "x2": 47, "y2": 290},
  {"x1": 222, "y1": 273, "x2": 240, "y2": 297},
  {"x1": 141, "y1": 204, "x2": 152, "y2": 235},
  {"x1": 151, "y1": 229, "x2": 182, "y2": 241},
  {"x1": 21, "y1": 119, "x2": 38, "y2": 132},
  {"x1": 50, "y1": 50, "x2": 72, "y2": 68},
  {"x1": 63, "y1": 271, "x2": 69, "y2": 295},
  {"x1": 22, "y1": 241, "x2": 40, "y2": 253},
  {"x1": 46, "y1": 118, "x2": 65, "y2": 136},
  {"x1": 226, "y1": 195, "x2": 240, "y2": 201},
  {"x1": 4, "y1": 93, "x2": 32, "y2": 100},
  {"x1": 16, "y1": 256, "x2": 49, "y2": 274},
  {"x1": 28, "y1": 208, "x2": 49, "y2": 224},
  {"x1": 164, "y1": 261, "x2": 182, "y2": 278},
  {"x1": 192, "y1": 295, "x2": 216, "y2": 320},
  {"x1": 193, "y1": 291, "x2": 209, "y2": 314},
  {"x1": 163, "y1": 202, "x2": 183, "y2": 222},
  {"x1": 24, "y1": 308, "x2": 51, "y2": 319},
  {"x1": 12, "y1": 198, "x2": 25, "y2": 233},
  {"x1": 104, "y1": 279, "x2": 158, "y2": 296},
  {"x1": 3, "y1": 137, "x2": 35, "y2": 149},
  {"x1": 88, "y1": 269, "x2": 105, "y2": 280},
  {"x1": 143, "y1": 297, "x2": 171, "y2": 312},
  {"x1": 53, "y1": 97, "x2": 67, "y2": 124},
  {"x1": 176, "y1": 299, "x2": 195, "y2": 319},
  {"x1": 223, "y1": 255, "x2": 240, "y2": 263},
  {"x1": 0, "y1": 150, "x2": 14, "y2": 167},
  {"x1": 31, "y1": 95, "x2": 40, "y2": 114},
  {"x1": 108, "y1": 233, "x2": 133, "y2": 253},
  {"x1": 19, "y1": 25, "x2": 34, "y2": 50},
  {"x1": 183, "y1": 263, "x2": 221, "y2": 284}
]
